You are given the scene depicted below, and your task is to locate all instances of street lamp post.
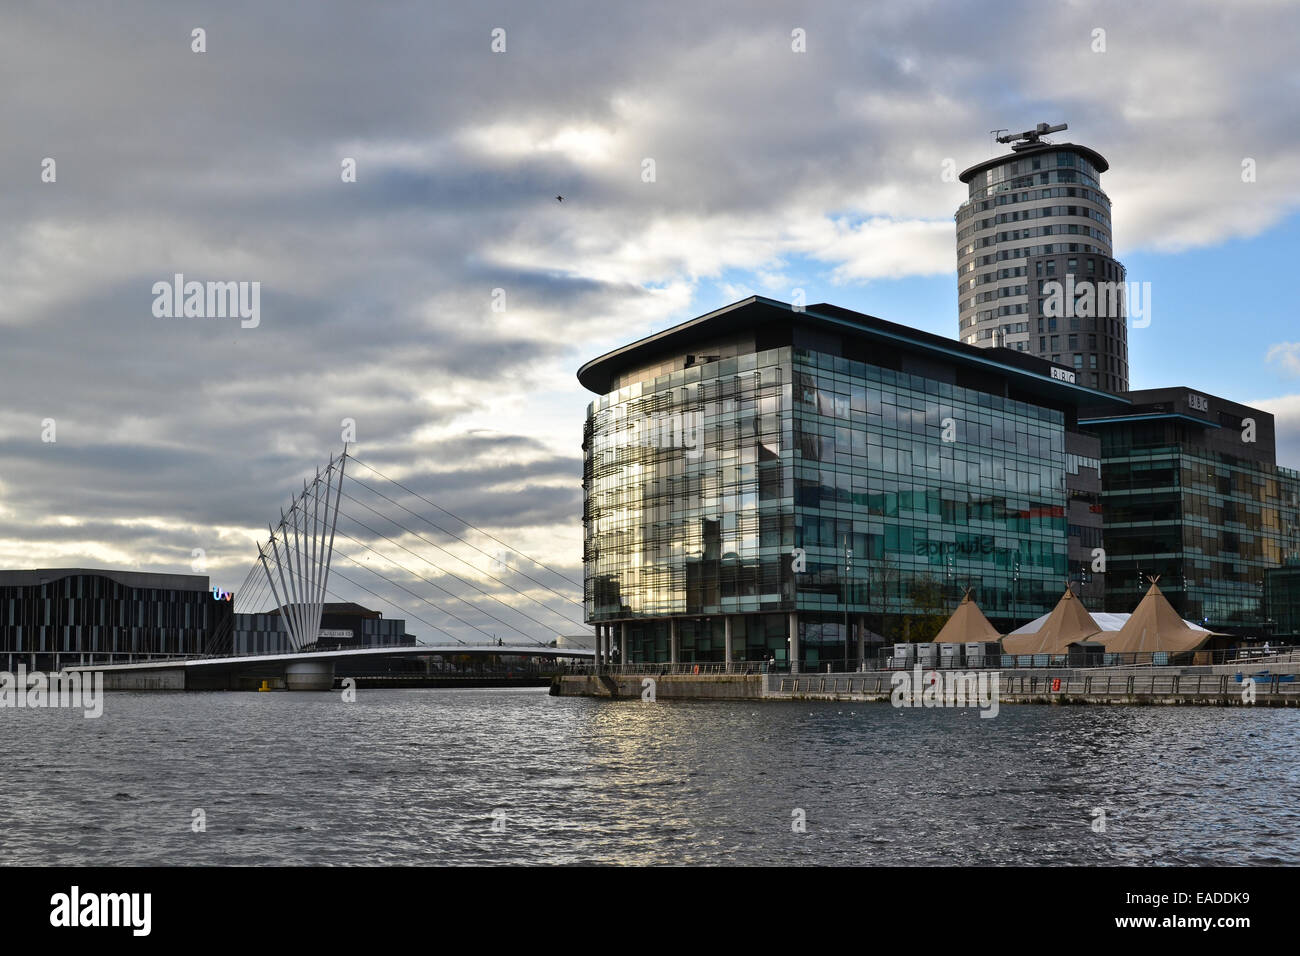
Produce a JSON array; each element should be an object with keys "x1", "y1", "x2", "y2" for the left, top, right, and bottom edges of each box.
[
  {"x1": 842, "y1": 533, "x2": 852, "y2": 671},
  {"x1": 1012, "y1": 551, "x2": 1021, "y2": 631}
]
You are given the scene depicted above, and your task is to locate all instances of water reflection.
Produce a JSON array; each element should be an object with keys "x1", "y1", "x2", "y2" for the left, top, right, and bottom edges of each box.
[{"x1": 0, "y1": 690, "x2": 1295, "y2": 865}]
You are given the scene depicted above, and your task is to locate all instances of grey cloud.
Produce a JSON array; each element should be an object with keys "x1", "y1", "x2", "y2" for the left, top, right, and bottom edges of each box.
[{"x1": 2, "y1": 0, "x2": 1297, "y2": 634}]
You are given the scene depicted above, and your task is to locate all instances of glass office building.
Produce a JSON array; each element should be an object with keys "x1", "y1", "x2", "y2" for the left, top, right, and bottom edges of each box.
[
  {"x1": 1266, "y1": 563, "x2": 1300, "y2": 639},
  {"x1": 1081, "y1": 388, "x2": 1300, "y2": 633},
  {"x1": 580, "y1": 296, "x2": 1126, "y2": 669}
]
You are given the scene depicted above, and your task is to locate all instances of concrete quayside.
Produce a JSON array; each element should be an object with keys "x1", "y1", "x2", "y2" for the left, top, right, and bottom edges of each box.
[{"x1": 553, "y1": 653, "x2": 1300, "y2": 706}]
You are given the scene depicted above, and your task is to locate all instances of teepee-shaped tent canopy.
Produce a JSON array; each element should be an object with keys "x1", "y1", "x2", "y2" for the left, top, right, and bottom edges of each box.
[
  {"x1": 1099, "y1": 577, "x2": 1211, "y2": 654},
  {"x1": 1002, "y1": 584, "x2": 1102, "y2": 655},
  {"x1": 931, "y1": 590, "x2": 1001, "y2": 644}
]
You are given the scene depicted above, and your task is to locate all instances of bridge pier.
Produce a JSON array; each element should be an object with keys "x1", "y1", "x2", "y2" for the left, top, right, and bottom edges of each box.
[{"x1": 285, "y1": 660, "x2": 335, "y2": 691}]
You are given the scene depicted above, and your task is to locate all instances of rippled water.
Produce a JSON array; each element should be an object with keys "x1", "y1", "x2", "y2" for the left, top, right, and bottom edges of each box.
[{"x1": 1, "y1": 689, "x2": 1297, "y2": 865}]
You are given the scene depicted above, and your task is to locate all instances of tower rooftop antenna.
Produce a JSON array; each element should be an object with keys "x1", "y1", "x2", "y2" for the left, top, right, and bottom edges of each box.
[{"x1": 996, "y1": 121, "x2": 1068, "y2": 149}]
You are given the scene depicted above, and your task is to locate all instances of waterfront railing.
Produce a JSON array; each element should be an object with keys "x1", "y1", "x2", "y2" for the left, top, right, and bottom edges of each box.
[
  {"x1": 767, "y1": 670, "x2": 1300, "y2": 701},
  {"x1": 579, "y1": 645, "x2": 1299, "y2": 676}
]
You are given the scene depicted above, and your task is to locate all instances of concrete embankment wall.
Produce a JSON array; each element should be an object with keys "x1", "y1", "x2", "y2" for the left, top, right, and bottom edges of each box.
[
  {"x1": 100, "y1": 668, "x2": 187, "y2": 691},
  {"x1": 555, "y1": 659, "x2": 1300, "y2": 706},
  {"x1": 772, "y1": 668, "x2": 1300, "y2": 706},
  {"x1": 554, "y1": 674, "x2": 761, "y2": 699}
]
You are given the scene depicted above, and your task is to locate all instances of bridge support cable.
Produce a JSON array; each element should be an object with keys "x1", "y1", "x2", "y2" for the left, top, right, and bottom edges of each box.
[
  {"x1": 311, "y1": 483, "x2": 587, "y2": 632},
  {"x1": 335, "y1": 485, "x2": 587, "y2": 626},
  {"x1": 304, "y1": 514, "x2": 554, "y2": 645},
  {"x1": 258, "y1": 499, "x2": 517, "y2": 646},
  {"x1": 242, "y1": 559, "x2": 466, "y2": 648},
  {"x1": 347, "y1": 456, "x2": 585, "y2": 598},
  {"x1": 335, "y1": 552, "x2": 494, "y2": 641},
  {"x1": 308, "y1": 540, "x2": 506, "y2": 644},
  {"x1": 309, "y1": 563, "x2": 465, "y2": 644},
  {"x1": 209, "y1": 545, "x2": 276, "y2": 654},
  {"x1": 232, "y1": 447, "x2": 585, "y2": 648}
]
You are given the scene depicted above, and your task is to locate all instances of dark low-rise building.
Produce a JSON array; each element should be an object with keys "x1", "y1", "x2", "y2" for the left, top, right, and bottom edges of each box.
[
  {"x1": 1080, "y1": 387, "x2": 1300, "y2": 633},
  {"x1": 230, "y1": 602, "x2": 414, "y2": 655},
  {"x1": 1265, "y1": 563, "x2": 1300, "y2": 639},
  {"x1": 0, "y1": 568, "x2": 416, "y2": 669},
  {"x1": 0, "y1": 567, "x2": 213, "y2": 670},
  {"x1": 1065, "y1": 430, "x2": 1106, "y2": 607}
]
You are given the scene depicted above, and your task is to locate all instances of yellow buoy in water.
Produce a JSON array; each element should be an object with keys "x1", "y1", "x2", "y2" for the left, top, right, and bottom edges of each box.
[{"x1": 258, "y1": 679, "x2": 273, "y2": 692}]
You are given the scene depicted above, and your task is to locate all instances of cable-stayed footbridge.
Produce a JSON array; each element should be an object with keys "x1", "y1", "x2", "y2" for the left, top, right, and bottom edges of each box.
[{"x1": 74, "y1": 446, "x2": 594, "y2": 690}]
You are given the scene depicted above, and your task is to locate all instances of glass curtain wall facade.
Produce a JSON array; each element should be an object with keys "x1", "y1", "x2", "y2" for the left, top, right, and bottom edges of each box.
[
  {"x1": 584, "y1": 346, "x2": 791, "y2": 664},
  {"x1": 1095, "y1": 426, "x2": 1300, "y2": 631},
  {"x1": 790, "y1": 348, "x2": 1067, "y2": 663},
  {"x1": 1265, "y1": 564, "x2": 1300, "y2": 639},
  {"x1": 584, "y1": 342, "x2": 1071, "y2": 667}
]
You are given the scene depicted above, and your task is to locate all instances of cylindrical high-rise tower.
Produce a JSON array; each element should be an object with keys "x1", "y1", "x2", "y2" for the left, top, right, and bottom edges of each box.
[{"x1": 955, "y1": 125, "x2": 1129, "y2": 393}]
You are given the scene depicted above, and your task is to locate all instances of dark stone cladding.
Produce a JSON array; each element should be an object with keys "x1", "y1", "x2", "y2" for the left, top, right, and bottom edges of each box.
[
  {"x1": 1026, "y1": 250, "x2": 1130, "y2": 393},
  {"x1": 1080, "y1": 386, "x2": 1279, "y2": 467}
]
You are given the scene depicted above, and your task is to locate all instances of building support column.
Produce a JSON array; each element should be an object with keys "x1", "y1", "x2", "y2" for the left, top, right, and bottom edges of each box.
[
  {"x1": 856, "y1": 615, "x2": 866, "y2": 672},
  {"x1": 724, "y1": 616, "x2": 733, "y2": 671},
  {"x1": 669, "y1": 618, "x2": 679, "y2": 667},
  {"x1": 620, "y1": 622, "x2": 628, "y2": 668},
  {"x1": 788, "y1": 612, "x2": 800, "y2": 675}
]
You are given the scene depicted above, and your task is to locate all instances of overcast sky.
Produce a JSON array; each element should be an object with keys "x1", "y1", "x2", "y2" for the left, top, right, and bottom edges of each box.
[{"x1": 2, "y1": 1, "x2": 1298, "y2": 643}]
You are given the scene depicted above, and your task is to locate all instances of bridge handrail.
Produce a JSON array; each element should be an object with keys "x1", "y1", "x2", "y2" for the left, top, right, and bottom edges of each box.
[{"x1": 47, "y1": 643, "x2": 590, "y2": 668}]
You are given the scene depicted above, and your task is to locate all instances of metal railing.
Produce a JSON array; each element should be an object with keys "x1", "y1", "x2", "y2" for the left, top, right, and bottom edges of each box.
[
  {"x1": 58, "y1": 643, "x2": 587, "y2": 664},
  {"x1": 580, "y1": 657, "x2": 867, "y2": 676},
  {"x1": 766, "y1": 671, "x2": 1300, "y2": 699},
  {"x1": 576, "y1": 646, "x2": 1300, "y2": 676},
  {"x1": 10, "y1": 652, "x2": 212, "y2": 667},
  {"x1": 874, "y1": 646, "x2": 1300, "y2": 671}
]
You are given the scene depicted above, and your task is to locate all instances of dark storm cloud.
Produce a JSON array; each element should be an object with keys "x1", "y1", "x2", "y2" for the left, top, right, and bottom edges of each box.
[{"x1": 2, "y1": 1, "x2": 1298, "y2": 639}]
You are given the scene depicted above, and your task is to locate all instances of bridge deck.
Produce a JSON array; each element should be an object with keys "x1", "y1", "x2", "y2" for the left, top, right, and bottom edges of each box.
[{"x1": 66, "y1": 644, "x2": 593, "y2": 672}]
